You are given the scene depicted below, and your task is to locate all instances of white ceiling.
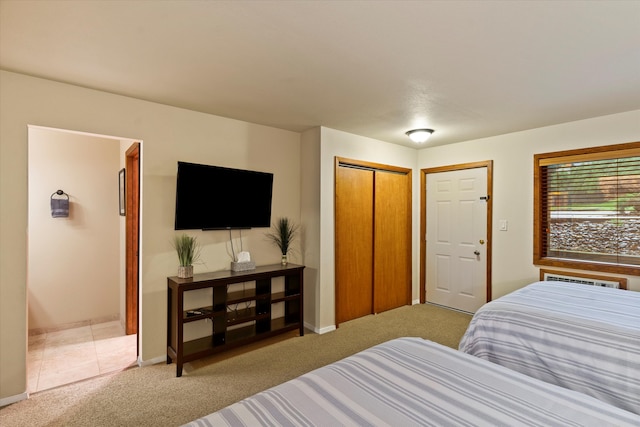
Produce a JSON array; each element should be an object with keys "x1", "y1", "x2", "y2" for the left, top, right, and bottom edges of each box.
[{"x1": 1, "y1": 0, "x2": 639, "y2": 148}]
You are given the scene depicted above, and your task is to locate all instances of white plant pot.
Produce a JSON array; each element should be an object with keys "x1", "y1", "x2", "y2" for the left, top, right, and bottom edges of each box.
[{"x1": 178, "y1": 265, "x2": 193, "y2": 278}]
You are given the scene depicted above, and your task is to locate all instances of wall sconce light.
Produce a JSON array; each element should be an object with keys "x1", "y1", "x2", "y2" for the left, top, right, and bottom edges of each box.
[{"x1": 405, "y1": 129, "x2": 434, "y2": 143}]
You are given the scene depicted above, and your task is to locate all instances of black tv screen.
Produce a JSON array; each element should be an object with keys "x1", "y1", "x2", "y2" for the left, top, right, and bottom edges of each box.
[{"x1": 174, "y1": 161, "x2": 273, "y2": 230}]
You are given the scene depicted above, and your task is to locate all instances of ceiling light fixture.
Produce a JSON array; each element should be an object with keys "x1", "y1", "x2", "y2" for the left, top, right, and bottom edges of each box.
[{"x1": 405, "y1": 128, "x2": 434, "y2": 143}]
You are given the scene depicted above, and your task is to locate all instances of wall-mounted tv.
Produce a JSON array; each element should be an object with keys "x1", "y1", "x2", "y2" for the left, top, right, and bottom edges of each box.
[{"x1": 174, "y1": 161, "x2": 273, "y2": 230}]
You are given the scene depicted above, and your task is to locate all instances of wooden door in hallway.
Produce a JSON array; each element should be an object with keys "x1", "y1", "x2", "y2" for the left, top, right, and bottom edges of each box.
[
  {"x1": 125, "y1": 142, "x2": 140, "y2": 336},
  {"x1": 335, "y1": 158, "x2": 412, "y2": 325}
]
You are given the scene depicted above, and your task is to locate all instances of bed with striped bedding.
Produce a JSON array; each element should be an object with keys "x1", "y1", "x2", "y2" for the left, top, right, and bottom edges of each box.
[
  {"x1": 459, "y1": 280, "x2": 640, "y2": 415},
  {"x1": 184, "y1": 337, "x2": 639, "y2": 426}
]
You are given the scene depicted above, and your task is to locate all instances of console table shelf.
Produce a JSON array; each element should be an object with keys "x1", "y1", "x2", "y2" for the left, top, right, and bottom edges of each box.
[{"x1": 167, "y1": 263, "x2": 304, "y2": 377}]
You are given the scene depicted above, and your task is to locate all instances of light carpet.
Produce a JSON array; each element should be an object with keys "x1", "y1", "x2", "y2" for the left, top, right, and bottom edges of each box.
[{"x1": 0, "y1": 303, "x2": 471, "y2": 427}]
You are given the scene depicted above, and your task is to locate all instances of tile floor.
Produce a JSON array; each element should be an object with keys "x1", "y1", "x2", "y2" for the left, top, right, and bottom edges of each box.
[{"x1": 27, "y1": 321, "x2": 137, "y2": 393}]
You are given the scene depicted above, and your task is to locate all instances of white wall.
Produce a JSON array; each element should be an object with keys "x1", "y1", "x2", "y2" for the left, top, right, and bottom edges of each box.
[
  {"x1": 27, "y1": 127, "x2": 121, "y2": 331},
  {"x1": 0, "y1": 70, "x2": 301, "y2": 403},
  {"x1": 417, "y1": 110, "x2": 640, "y2": 297}
]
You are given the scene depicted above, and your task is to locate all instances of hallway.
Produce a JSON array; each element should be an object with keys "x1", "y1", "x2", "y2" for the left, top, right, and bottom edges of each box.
[{"x1": 27, "y1": 321, "x2": 137, "y2": 393}]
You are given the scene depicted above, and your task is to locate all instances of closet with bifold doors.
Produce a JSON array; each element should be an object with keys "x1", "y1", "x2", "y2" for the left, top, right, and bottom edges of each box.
[{"x1": 334, "y1": 157, "x2": 412, "y2": 325}]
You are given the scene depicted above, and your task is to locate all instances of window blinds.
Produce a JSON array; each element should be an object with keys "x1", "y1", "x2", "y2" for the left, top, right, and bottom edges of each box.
[{"x1": 541, "y1": 155, "x2": 640, "y2": 266}]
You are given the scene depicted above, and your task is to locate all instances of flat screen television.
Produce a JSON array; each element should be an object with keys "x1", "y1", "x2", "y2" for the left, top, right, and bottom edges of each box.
[{"x1": 174, "y1": 161, "x2": 274, "y2": 230}]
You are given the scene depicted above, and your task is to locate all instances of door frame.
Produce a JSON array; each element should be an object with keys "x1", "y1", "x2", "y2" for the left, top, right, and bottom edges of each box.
[{"x1": 420, "y1": 161, "x2": 493, "y2": 305}]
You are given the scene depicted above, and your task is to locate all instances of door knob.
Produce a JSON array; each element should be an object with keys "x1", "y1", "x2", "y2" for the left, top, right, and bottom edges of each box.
[{"x1": 474, "y1": 250, "x2": 480, "y2": 256}]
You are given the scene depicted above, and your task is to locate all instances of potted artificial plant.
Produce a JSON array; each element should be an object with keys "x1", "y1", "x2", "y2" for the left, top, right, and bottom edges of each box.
[
  {"x1": 172, "y1": 233, "x2": 201, "y2": 278},
  {"x1": 266, "y1": 217, "x2": 299, "y2": 265}
]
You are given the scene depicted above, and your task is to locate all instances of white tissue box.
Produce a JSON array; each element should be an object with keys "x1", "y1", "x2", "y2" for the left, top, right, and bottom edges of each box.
[{"x1": 230, "y1": 261, "x2": 255, "y2": 272}]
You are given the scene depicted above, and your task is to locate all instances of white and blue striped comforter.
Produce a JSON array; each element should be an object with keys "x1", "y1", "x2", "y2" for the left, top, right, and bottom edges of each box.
[
  {"x1": 459, "y1": 280, "x2": 640, "y2": 415},
  {"x1": 184, "y1": 338, "x2": 640, "y2": 427}
]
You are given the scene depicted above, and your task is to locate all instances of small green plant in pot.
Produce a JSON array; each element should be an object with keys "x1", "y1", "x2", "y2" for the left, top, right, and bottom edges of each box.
[
  {"x1": 266, "y1": 217, "x2": 299, "y2": 265},
  {"x1": 172, "y1": 233, "x2": 201, "y2": 278}
]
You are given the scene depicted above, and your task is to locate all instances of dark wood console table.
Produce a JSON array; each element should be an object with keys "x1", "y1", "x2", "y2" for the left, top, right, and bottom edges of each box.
[{"x1": 167, "y1": 263, "x2": 304, "y2": 377}]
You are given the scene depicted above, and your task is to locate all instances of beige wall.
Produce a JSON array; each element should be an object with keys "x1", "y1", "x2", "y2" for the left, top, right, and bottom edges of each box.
[
  {"x1": 300, "y1": 127, "x2": 321, "y2": 329},
  {"x1": 417, "y1": 110, "x2": 640, "y2": 297},
  {"x1": 2, "y1": 68, "x2": 638, "y2": 405},
  {"x1": 0, "y1": 70, "x2": 301, "y2": 403},
  {"x1": 27, "y1": 127, "x2": 121, "y2": 331},
  {"x1": 118, "y1": 139, "x2": 134, "y2": 327}
]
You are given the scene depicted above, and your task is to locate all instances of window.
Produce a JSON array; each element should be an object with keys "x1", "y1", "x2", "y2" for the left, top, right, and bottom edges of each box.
[{"x1": 534, "y1": 142, "x2": 640, "y2": 275}]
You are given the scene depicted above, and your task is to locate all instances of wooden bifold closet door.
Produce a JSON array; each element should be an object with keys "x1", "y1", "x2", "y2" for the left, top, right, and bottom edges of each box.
[{"x1": 335, "y1": 158, "x2": 411, "y2": 325}]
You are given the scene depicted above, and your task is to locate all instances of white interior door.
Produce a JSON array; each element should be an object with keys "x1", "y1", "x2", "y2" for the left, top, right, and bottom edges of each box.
[{"x1": 426, "y1": 167, "x2": 487, "y2": 313}]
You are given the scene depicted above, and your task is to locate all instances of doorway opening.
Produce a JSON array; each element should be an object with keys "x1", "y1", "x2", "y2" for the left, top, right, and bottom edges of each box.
[{"x1": 26, "y1": 126, "x2": 141, "y2": 393}]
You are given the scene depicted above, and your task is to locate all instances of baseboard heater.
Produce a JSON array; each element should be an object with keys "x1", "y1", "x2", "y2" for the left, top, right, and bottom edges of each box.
[{"x1": 539, "y1": 269, "x2": 626, "y2": 290}]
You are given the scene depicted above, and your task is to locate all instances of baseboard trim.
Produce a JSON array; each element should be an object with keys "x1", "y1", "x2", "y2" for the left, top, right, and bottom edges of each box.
[
  {"x1": 139, "y1": 355, "x2": 165, "y2": 367},
  {"x1": 313, "y1": 324, "x2": 336, "y2": 335},
  {"x1": 28, "y1": 315, "x2": 120, "y2": 336},
  {"x1": 0, "y1": 391, "x2": 28, "y2": 407}
]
